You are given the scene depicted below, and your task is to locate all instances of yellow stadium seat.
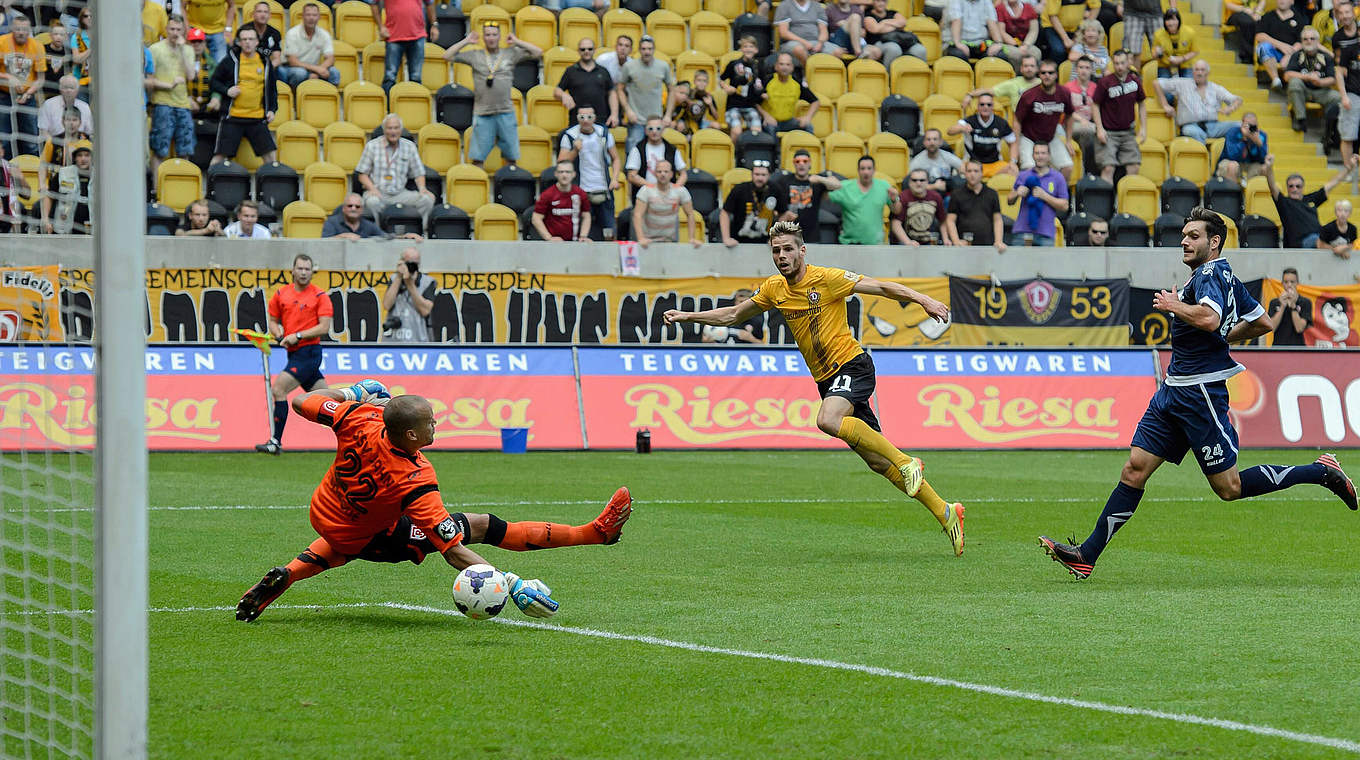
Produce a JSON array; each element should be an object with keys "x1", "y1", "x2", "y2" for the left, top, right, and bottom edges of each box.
[
  {"x1": 296, "y1": 79, "x2": 341, "y2": 129},
  {"x1": 276, "y1": 120, "x2": 321, "y2": 169},
  {"x1": 390, "y1": 81, "x2": 433, "y2": 129},
  {"x1": 322, "y1": 120, "x2": 367, "y2": 172},
  {"x1": 661, "y1": 128, "x2": 691, "y2": 166},
  {"x1": 906, "y1": 16, "x2": 940, "y2": 62},
  {"x1": 720, "y1": 167, "x2": 751, "y2": 198},
  {"x1": 521, "y1": 84, "x2": 563, "y2": 133},
  {"x1": 921, "y1": 93, "x2": 962, "y2": 141},
  {"x1": 823, "y1": 131, "x2": 865, "y2": 177},
  {"x1": 692, "y1": 128, "x2": 735, "y2": 176},
  {"x1": 973, "y1": 56, "x2": 1015, "y2": 96},
  {"x1": 805, "y1": 53, "x2": 846, "y2": 100},
  {"x1": 890, "y1": 55, "x2": 931, "y2": 103},
  {"x1": 689, "y1": 11, "x2": 731, "y2": 58},
  {"x1": 1057, "y1": 60, "x2": 1073, "y2": 83},
  {"x1": 361, "y1": 40, "x2": 387, "y2": 85},
  {"x1": 1168, "y1": 136, "x2": 1210, "y2": 186},
  {"x1": 332, "y1": 40, "x2": 360, "y2": 87},
  {"x1": 343, "y1": 80, "x2": 388, "y2": 131},
  {"x1": 780, "y1": 129, "x2": 823, "y2": 171},
  {"x1": 602, "y1": 9, "x2": 644, "y2": 52},
  {"x1": 1142, "y1": 60, "x2": 1159, "y2": 97},
  {"x1": 867, "y1": 132, "x2": 909, "y2": 181},
  {"x1": 1221, "y1": 215, "x2": 1238, "y2": 249},
  {"x1": 517, "y1": 124, "x2": 555, "y2": 174},
  {"x1": 235, "y1": 0, "x2": 286, "y2": 34},
  {"x1": 282, "y1": 200, "x2": 328, "y2": 238},
  {"x1": 464, "y1": 126, "x2": 504, "y2": 171},
  {"x1": 462, "y1": 0, "x2": 484, "y2": 11},
  {"x1": 542, "y1": 46, "x2": 578, "y2": 87},
  {"x1": 1138, "y1": 137, "x2": 1167, "y2": 184},
  {"x1": 156, "y1": 158, "x2": 202, "y2": 213},
  {"x1": 1244, "y1": 176, "x2": 1279, "y2": 225},
  {"x1": 335, "y1": 0, "x2": 379, "y2": 48},
  {"x1": 991, "y1": 172, "x2": 1020, "y2": 219},
  {"x1": 303, "y1": 161, "x2": 350, "y2": 212},
  {"x1": 704, "y1": 0, "x2": 745, "y2": 21},
  {"x1": 931, "y1": 55, "x2": 973, "y2": 102},
  {"x1": 474, "y1": 203, "x2": 521, "y2": 239},
  {"x1": 515, "y1": 5, "x2": 558, "y2": 51},
  {"x1": 1053, "y1": 217, "x2": 1064, "y2": 247},
  {"x1": 662, "y1": 0, "x2": 702, "y2": 17},
  {"x1": 10, "y1": 154, "x2": 37, "y2": 210},
  {"x1": 233, "y1": 137, "x2": 265, "y2": 171},
  {"x1": 560, "y1": 8, "x2": 603, "y2": 52},
  {"x1": 418, "y1": 122, "x2": 463, "y2": 173},
  {"x1": 646, "y1": 9, "x2": 688, "y2": 57},
  {"x1": 799, "y1": 97, "x2": 834, "y2": 138},
  {"x1": 1145, "y1": 101, "x2": 1175, "y2": 143},
  {"x1": 421, "y1": 43, "x2": 450, "y2": 89},
  {"x1": 470, "y1": 5, "x2": 512, "y2": 35},
  {"x1": 1117, "y1": 174, "x2": 1159, "y2": 223},
  {"x1": 847, "y1": 59, "x2": 889, "y2": 104},
  {"x1": 271, "y1": 81, "x2": 294, "y2": 128},
  {"x1": 678, "y1": 212, "x2": 706, "y2": 243},
  {"x1": 448, "y1": 163, "x2": 492, "y2": 210},
  {"x1": 289, "y1": 1, "x2": 333, "y2": 35},
  {"x1": 676, "y1": 49, "x2": 717, "y2": 88},
  {"x1": 834, "y1": 92, "x2": 877, "y2": 140},
  {"x1": 492, "y1": 0, "x2": 529, "y2": 14},
  {"x1": 1109, "y1": 20, "x2": 1124, "y2": 55}
]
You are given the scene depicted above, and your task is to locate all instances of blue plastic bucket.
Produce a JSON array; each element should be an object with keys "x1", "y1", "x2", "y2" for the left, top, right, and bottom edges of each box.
[{"x1": 499, "y1": 427, "x2": 529, "y2": 453}]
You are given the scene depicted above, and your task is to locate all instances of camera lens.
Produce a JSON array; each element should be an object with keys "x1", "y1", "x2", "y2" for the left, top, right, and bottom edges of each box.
[{"x1": 382, "y1": 315, "x2": 402, "y2": 331}]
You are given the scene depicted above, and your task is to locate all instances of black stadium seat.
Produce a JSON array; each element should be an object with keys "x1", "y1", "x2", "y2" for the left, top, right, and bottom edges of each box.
[
  {"x1": 1064, "y1": 211, "x2": 1095, "y2": 246},
  {"x1": 146, "y1": 202, "x2": 178, "y2": 236},
  {"x1": 1203, "y1": 176, "x2": 1244, "y2": 222},
  {"x1": 1109, "y1": 212, "x2": 1150, "y2": 247},
  {"x1": 1074, "y1": 175, "x2": 1114, "y2": 222},
  {"x1": 493, "y1": 164, "x2": 537, "y2": 214},
  {"x1": 537, "y1": 166, "x2": 559, "y2": 195},
  {"x1": 255, "y1": 161, "x2": 300, "y2": 210},
  {"x1": 435, "y1": 84, "x2": 476, "y2": 133},
  {"x1": 880, "y1": 94, "x2": 920, "y2": 142},
  {"x1": 428, "y1": 204, "x2": 471, "y2": 239},
  {"x1": 255, "y1": 202, "x2": 278, "y2": 230},
  {"x1": 1240, "y1": 214, "x2": 1280, "y2": 248},
  {"x1": 381, "y1": 203, "x2": 426, "y2": 238},
  {"x1": 434, "y1": 3, "x2": 466, "y2": 41},
  {"x1": 732, "y1": 13, "x2": 773, "y2": 57},
  {"x1": 685, "y1": 168, "x2": 719, "y2": 217},
  {"x1": 206, "y1": 160, "x2": 251, "y2": 211},
  {"x1": 1160, "y1": 176, "x2": 1201, "y2": 219},
  {"x1": 1153, "y1": 212, "x2": 1184, "y2": 247},
  {"x1": 519, "y1": 206, "x2": 540, "y2": 241},
  {"x1": 735, "y1": 131, "x2": 776, "y2": 170}
]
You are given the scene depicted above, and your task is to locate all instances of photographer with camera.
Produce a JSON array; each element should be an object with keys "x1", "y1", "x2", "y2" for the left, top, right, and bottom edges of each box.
[
  {"x1": 1215, "y1": 112, "x2": 1269, "y2": 184},
  {"x1": 381, "y1": 248, "x2": 438, "y2": 343}
]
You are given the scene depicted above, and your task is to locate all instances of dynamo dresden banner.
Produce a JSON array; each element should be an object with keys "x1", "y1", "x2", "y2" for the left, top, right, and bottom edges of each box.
[
  {"x1": 0, "y1": 266, "x2": 64, "y2": 341},
  {"x1": 1157, "y1": 348, "x2": 1360, "y2": 448},
  {"x1": 1259, "y1": 279, "x2": 1360, "y2": 348},
  {"x1": 873, "y1": 349, "x2": 1157, "y2": 448},
  {"x1": 53, "y1": 268, "x2": 955, "y2": 347},
  {"x1": 0, "y1": 345, "x2": 582, "y2": 451},
  {"x1": 948, "y1": 276, "x2": 1130, "y2": 345}
]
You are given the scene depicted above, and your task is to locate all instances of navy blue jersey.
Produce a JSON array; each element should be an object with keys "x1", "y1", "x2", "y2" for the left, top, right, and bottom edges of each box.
[{"x1": 1165, "y1": 258, "x2": 1264, "y2": 385}]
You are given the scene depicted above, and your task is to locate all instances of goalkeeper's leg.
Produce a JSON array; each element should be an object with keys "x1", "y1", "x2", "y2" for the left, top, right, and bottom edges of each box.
[
  {"x1": 236, "y1": 537, "x2": 349, "y2": 622},
  {"x1": 462, "y1": 487, "x2": 633, "y2": 550}
]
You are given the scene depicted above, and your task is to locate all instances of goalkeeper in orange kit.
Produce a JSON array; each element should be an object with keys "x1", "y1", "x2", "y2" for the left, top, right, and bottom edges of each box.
[{"x1": 236, "y1": 379, "x2": 633, "y2": 622}]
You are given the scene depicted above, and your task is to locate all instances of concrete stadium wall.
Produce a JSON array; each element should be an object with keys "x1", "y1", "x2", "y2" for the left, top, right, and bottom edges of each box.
[{"x1": 2, "y1": 236, "x2": 1348, "y2": 288}]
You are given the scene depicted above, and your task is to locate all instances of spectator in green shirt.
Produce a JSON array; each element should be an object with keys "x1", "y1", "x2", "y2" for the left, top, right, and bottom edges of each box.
[{"x1": 824, "y1": 155, "x2": 901, "y2": 244}]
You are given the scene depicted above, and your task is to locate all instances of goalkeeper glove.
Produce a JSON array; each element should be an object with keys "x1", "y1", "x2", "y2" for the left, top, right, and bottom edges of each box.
[
  {"x1": 341, "y1": 379, "x2": 390, "y2": 403},
  {"x1": 501, "y1": 571, "x2": 559, "y2": 618}
]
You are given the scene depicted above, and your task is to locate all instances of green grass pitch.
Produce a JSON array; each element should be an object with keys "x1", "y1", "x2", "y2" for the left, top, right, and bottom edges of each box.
[{"x1": 11, "y1": 448, "x2": 1360, "y2": 758}]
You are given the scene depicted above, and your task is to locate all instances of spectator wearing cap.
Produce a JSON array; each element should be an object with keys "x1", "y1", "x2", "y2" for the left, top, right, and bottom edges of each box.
[
  {"x1": 444, "y1": 23, "x2": 542, "y2": 169},
  {"x1": 37, "y1": 74, "x2": 92, "y2": 139},
  {"x1": 721, "y1": 159, "x2": 787, "y2": 246},
  {"x1": 224, "y1": 199, "x2": 272, "y2": 238},
  {"x1": 38, "y1": 107, "x2": 88, "y2": 199},
  {"x1": 617, "y1": 35, "x2": 674, "y2": 156},
  {"x1": 206, "y1": 25, "x2": 279, "y2": 166},
  {"x1": 372, "y1": 0, "x2": 434, "y2": 93},
  {"x1": 186, "y1": 26, "x2": 218, "y2": 116},
  {"x1": 40, "y1": 138, "x2": 91, "y2": 234},
  {"x1": 280, "y1": 1, "x2": 340, "y2": 89},
  {"x1": 355, "y1": 113, "x2": 436, "y2": 222},
  {"x1": 148, "y1": 15, "x2": 199, "y2": 182}
]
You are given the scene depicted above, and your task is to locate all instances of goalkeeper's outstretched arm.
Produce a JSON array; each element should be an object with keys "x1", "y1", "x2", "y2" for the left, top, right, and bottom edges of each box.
[{"x1": 663, "y1": 297, "x2": 767, "y2": 328}]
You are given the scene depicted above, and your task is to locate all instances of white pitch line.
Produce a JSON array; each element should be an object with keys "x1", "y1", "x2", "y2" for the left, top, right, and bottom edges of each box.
[{"x1": 15, "y1": 600, "x2": 1356, "y2": 754}]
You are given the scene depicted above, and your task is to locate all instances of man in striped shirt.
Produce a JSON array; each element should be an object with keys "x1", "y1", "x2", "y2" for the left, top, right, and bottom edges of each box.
[
  {"x1": 1153, "y1": 59, "x2": 1243, "y2": 142},
  {"x1": 355, "y1": 113, "x2": 436, "y2": 222}
]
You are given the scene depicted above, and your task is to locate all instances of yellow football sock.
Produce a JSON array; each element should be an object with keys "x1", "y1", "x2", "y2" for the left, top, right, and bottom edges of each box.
[
  {"x1": 836, "y1": 417, "x2": 950, "y2": 525},
  {"x1": 915, "y1": 481, "x2": 951, "y2": 527}
]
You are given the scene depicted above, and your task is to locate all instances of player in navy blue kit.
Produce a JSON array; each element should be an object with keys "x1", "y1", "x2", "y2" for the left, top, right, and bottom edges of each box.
[{"x1": 1039, "y1": 207, "x2": 1357, "y2": 579}]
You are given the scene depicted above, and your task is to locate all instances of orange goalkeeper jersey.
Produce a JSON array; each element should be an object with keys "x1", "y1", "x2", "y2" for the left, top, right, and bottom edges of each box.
[{"x1": 297, "y1": 396, "x2": 461, "y2": 555}]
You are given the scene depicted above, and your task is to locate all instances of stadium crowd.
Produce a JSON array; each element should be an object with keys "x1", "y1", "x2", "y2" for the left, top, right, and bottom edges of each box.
[{"x1": 0, "y1": 0, "x2": 1355, "y2": 250}]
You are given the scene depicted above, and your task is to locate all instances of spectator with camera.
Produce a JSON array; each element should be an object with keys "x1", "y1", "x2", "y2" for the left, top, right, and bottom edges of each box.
[
  {"x1": 381, "y1": 247, "x2": 437, "y2": 343},
  {"x1": 1215, "y1": 112, "x2": 1268, "y2": 183}
]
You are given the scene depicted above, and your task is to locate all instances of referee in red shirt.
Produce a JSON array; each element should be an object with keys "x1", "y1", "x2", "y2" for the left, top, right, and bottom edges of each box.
[{"x1": 256, "y1": 254, "x2": 334, "y2": 454}]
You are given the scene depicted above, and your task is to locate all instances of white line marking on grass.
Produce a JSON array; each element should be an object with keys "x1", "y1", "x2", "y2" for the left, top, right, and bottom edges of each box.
[{"x1": 20, "y1": 601, "x2": 1358, "y2": 754}]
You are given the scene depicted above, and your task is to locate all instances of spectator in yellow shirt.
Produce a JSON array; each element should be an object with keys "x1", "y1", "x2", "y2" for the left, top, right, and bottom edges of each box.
[{"x1": 1153, "y1": 9, "x2": 1199, "y2": 78}]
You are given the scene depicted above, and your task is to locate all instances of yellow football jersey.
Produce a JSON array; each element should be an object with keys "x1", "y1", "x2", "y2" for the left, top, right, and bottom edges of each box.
[{"x1": 751, "y1": 265, "x2": 864, "y2": 381}]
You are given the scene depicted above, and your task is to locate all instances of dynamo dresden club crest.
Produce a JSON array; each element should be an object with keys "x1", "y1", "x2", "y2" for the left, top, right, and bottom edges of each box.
[{"x1": 1020, "y1": 279, "x2": 1061, "y2": 324}]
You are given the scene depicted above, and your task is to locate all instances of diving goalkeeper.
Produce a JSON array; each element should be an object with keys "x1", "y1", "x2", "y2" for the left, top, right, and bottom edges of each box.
[{"x1": 236, "y1": 379, "x2": 633, "y2": 622}]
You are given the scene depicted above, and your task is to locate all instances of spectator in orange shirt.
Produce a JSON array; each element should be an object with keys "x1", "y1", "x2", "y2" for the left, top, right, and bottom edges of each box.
[
  {"x1": 0, "y1": 14, "x2": 46, "y2": 157},
  {"x1": 256, "y1": 254, "x2": 333, "y2": 455},
  {"x1": 236, "y1": 382, "x2": 634, "y2": 623}
]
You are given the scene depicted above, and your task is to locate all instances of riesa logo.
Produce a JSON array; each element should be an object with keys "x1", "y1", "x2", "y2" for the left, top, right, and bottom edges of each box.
[
  {"x1": 1020, "y1": 280, "x2": 1060, "y2": 325},
  {"x1": 918, "y1": 383, "x2": 1119, "y2": 443},
  {"x1": 625, "y1": 383, "x2": 824, "y2": 444}
]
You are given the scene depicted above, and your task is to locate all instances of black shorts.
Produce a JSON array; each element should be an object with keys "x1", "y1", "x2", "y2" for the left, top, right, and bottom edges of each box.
[
  {"x1": 356, "y1": 512, "x2": 470, "y2": 565},
  {"x1": 283, "y1": 344, "x2": 326, "y2": 389},
  {"x1": 815, "y1": 352, "x2": 880, "y2": 432},
  {"x1": 213, "y1": 116, "x2": 276, "y2": 158}
]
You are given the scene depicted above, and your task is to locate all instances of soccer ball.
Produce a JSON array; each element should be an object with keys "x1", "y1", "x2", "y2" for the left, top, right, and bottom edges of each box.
[
  {"x1": 702, "y1": 325, "x2": 730, "y2": 342},
  {"x1": 452, "y1": 564, "x2": 509, "y2": 620}
]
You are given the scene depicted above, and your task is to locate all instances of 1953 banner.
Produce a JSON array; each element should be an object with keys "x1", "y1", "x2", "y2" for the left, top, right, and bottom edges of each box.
[
  {"x1": 948, "y1": 276, "x2": 1130, "y2": 345},
  {"x1": 0, "y1": 345, "x2": 583, "y2": 451},
  {"x1": 46, "y1": 268, "x2": 955, "y2": 347}
]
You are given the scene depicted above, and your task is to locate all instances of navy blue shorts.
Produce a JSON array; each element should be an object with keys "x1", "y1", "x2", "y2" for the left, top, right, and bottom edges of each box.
[
  {"x1": 1130, "y1": 381, "x2": 1239, "y2": 475},
  {"x1": 815, "y1": 352, "x2": 881, "y2": 432},
  {"x1": 284, "y1": 344, "x2": 326, "y2": 389}
]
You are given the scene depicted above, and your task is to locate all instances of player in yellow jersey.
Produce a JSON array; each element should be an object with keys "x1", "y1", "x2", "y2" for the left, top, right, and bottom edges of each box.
[{"x1": 663, "y1": 220, "x2": 965, "y2": 556}]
